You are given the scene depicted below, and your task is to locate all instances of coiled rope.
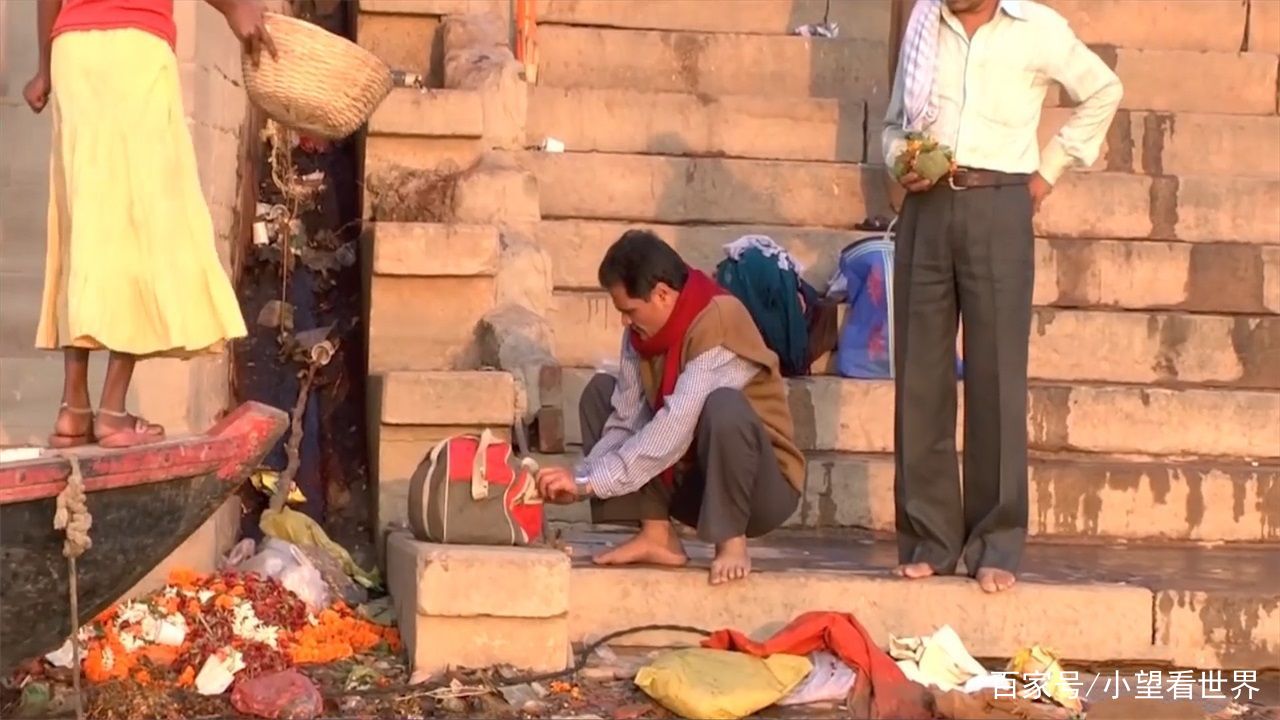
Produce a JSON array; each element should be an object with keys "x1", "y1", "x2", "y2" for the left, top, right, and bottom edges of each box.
[{"x1": 53, "y1": 454, "x2": 92, "y2": 720}]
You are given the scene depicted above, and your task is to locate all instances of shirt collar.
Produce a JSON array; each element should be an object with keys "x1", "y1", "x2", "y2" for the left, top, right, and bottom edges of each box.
[{"x1": 999, "y1": 0, "x2": 1028, "y2": 20}]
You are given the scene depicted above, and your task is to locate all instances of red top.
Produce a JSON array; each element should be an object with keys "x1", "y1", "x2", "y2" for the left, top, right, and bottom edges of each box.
[{"x1": 52, "y1": 0, "x2": 177, "y2": 51}]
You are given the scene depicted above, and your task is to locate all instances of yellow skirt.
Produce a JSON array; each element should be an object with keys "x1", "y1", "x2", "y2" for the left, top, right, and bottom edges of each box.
[{"x1": 36, "y1": 28, "x2": 247, "y2": 357}]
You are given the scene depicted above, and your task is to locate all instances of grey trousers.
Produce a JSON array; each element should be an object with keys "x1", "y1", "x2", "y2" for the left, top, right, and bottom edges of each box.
[
  {"x1": 579, "y1": 373, "x2": 800, "y2": 544},
  {"x1": 893, "y1": 181, "x2": 1034, "y2": 575}
]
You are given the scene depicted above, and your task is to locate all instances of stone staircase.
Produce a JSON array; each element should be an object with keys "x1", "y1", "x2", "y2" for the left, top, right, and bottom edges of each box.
[{"x1": 355, "y1": 0, "x2": 1279, "y2": 675}]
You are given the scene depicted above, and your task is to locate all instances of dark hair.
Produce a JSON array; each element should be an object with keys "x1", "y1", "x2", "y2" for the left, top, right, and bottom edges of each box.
[{"x1": 597, "y1": 229, "x2": 689, "y2": 299}]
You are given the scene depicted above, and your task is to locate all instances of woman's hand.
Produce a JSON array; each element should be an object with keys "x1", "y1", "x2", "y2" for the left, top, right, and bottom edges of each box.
[
  {"x1": 221, "y1": 0, "x2": 278, "y2": 66},
  {"x1": 23, "y1": 72, "x2": 51, "y2": 114}
]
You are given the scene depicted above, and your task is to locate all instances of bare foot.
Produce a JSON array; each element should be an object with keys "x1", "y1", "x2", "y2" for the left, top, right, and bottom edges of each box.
[
  {"x1": 709, "y1": 536, "x2": 751, "y2": 585},
  {"x1": 592, "y1": 522, "x2": 688, "y2": 567},
  {"x1": 893, "y1": 562, "x2": 935, "y2": 580},
  {"x1": 976, "y1": 567, "x2": 1017, "y2": 593}
]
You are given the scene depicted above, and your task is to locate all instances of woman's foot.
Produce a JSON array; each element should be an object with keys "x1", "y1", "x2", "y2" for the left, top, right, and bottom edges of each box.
[
  {"x1": 48, "y1": 404, "x2": 95, "y2": 448},
  {"x1": 593, "y1": 521, "x2": 688, "y2": 568},
  {"x1": 94, "y1": 409, "x2": 165, "y2": 448},
  {"x1": 894, "y1": 562, "x2": 936, "y2": 580},
  {"x1": 710, "y1": 536, "x2": 751, "y2": 585},
  {"x1": 975, "y1": 567, "x2": 1017, "y2": 593}
]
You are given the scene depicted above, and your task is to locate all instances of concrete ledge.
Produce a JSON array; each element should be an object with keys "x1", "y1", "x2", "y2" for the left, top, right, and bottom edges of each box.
[
  {"x1": 380, "y1": 370, "x2": 515, "y2": 426},
  {"x1": 1112, "y1": 49, "x2": 1278, "y2": 115},
  {"x1": 527, "y1": 86, "x2": 866, "y2": 163},
  {"x1": 536, "y1": 0, "x2": 890, "y2": 41},
  {"x1": 371, "y1": 223, "x2": 500, "y2": 276},
  {"x1": 536, "y1": 220, "x2": 1280, "y2": 316},
  {"x1": 367, "y1": 276, "x2": 495, "y2": 373},
  {"x1": 387, "y1": 534, "x2": 570, "y2": 617},
  {"x1": 360, "y1": 0, "x2": 505, "y2": 15},
  {"x1": 368, "y1": 88, "x2": 485, "y2": 138},
  {"x1": 556, "y1": 369, "x2": 1280, "y2": 459},
  {"x1": 551, "y1": 293, "x2": 1280, "y2": 388},
  {"x1": 1155, "y1": 590, "x2": 1280, "y2": 670},
  {"x1": 1043, "y1": 0, "x2": 1250, "y2": 52},
  {"x1": 569, "y1": 566, "x2": 1157, "y2": 663},
  {"x1": 542, "y1": 450, "x2": 1280, "y2": 543}
]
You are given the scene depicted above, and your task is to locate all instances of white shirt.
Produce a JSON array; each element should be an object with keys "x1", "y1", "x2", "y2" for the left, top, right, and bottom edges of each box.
[{"x1": 883, "y1": 0, "x2": 1123, "y2": 184}]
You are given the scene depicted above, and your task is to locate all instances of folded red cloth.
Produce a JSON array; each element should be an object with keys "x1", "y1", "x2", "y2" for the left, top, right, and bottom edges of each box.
[{"x1": 703, "y1": 611, "x2": 932, "y2": 719}]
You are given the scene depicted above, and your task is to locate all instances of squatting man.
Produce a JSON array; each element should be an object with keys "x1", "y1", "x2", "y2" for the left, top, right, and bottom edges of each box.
[{"x1": 536, "y1": 230, "x2": 806, "y2": 586}]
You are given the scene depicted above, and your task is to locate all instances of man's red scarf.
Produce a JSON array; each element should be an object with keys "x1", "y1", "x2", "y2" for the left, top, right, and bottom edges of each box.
[{"x1": 628, "y1": 268, "x2": 727, "y2": 486}]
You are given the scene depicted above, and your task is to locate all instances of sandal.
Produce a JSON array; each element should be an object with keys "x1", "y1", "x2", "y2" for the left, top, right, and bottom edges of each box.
[
  {"x1": 47, "y1": 404, "x2": 96, "y2": 449},
  {"x1": 95, "y1": 409, "x2": 166, "y2": 449}
]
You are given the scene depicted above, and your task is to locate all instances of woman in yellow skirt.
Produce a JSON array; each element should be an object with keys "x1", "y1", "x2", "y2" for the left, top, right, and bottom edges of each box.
[{"x1": 23, "y1": 0, "x2": 276, "y2": 448}]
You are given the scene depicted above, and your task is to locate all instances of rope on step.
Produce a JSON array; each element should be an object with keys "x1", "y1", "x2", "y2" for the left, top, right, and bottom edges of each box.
[{"x1": 54, "y1": 454, "x2": 92, "y2": 720}]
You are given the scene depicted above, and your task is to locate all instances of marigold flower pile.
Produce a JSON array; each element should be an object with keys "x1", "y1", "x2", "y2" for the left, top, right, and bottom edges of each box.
[{"x1": 75, "y1": 568, "x2": 399, "y2": 688}]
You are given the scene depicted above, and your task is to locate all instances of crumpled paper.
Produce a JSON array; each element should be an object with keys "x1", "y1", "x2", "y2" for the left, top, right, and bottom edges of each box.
[
  {"x1": 1007, "y1": 645, "x2": 1082, "y2": 713},
  {"x1": 889, "y1": 625, "x2": 998, "y2": 692}
]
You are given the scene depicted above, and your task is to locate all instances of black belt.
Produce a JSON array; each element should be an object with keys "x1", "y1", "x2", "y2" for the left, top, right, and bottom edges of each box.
[{"x1": 945, "y1": 168, "x2": 1032, "y2": 190}]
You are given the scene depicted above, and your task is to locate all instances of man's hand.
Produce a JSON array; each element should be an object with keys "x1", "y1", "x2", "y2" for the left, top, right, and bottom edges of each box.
[
  {"x1": 220, "y1": 0, "x2": 278, "y2": 66},
  {"x1": 898, "y1": 170, "x2": 935, "y2": 194},
  {"x1": 1028, "y1": 172, "x2": 1052, "y2": 213},
  {"x1": 23, "y1": 72, "x2": 50, "y2": 114},
  {"x1": 536, "y1": 467, "x2": 585, "y2": 505}
]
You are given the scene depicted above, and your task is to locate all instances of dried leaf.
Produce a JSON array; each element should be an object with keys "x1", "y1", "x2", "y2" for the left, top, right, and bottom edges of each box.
[{"x1": 257, "y1": 300, "x2": 295, "y2": 330}]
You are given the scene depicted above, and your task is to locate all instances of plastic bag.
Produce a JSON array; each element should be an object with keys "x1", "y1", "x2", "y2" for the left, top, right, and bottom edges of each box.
[
  {"x1": 634, "y1": 648, "x2": 812, "y2": 720},
  {"x1": 260, "y1": 507, "x2": 380, "y2": 589},
  {"x1": 776, "y1": 651, "x2": 857, "y2": 706},
  {"x1": 236, "y1": 538, "x2": 329, "y2": 612},
  {"x1": 230, "y1": 669, "x2": 323, "y2": 719}
]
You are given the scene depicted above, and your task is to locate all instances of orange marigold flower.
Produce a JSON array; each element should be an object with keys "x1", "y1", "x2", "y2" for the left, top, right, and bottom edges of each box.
[{"x1": 177, "y1": 665, "x2": 196, "y2": 688}]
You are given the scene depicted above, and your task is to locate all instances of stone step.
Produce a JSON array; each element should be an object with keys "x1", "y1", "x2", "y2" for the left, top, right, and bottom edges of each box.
[
  {"x1": 538, "y1": 450, "x2": 1280, "y2": 542},
  {"x1": 1042, "y1": 110, "x2": 1280, "y2": 178},
  {"x1": 537, "y1": 220, "x2": 1280, "y2": 315},
  {"x1": 563, "y1": 529, "x2": 1279, "y2": 669},
  {"x1": 527, "y1": 153, "x2": 1280, "y2": 243},
  {"x1": 527, "y1": 86, "x2": 867, "y2": 163},
  {"x1": 550, "y1": 294, "x2": 1280, "y2": 388},
  {"x1": 1103, "y1": 48, "x2": 1279, "y2": 116},
  {"x1": 537, "y1": 0, "x2": 1254, "y2": 53},
  {"x1": 524, "y1": 151, "x2": 886, "y2": 228},
  {"x1": 536, "y1": 24, "x2": 889, "y2": 102},
  {"x1": 557, "y1": 368, "x2": 1280, "y2": 459},
  {"x1": 537, "y1": 0, "x2": 889, "y2": 40}
]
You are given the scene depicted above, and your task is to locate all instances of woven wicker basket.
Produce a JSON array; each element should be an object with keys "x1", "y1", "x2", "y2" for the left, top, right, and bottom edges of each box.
[{"x1": 243, "y1": 13, "x2": 393, "y2": 140}]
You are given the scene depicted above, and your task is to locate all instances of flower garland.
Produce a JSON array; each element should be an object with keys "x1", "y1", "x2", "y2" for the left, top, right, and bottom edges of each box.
[{"x1": 70, "y1": 568, "x2": 399, "y2": 691}]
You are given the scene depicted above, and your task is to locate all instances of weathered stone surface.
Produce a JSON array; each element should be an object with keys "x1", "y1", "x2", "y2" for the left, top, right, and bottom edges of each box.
[
  {"x1": 544, "y1": 449, "x2": 1280, "y2": 542},
  {"x1": 387, "y1": 533, "x2": 570, "y2": 617},
  {"x1": 401, "y1": 613, "x2": 569, "y2": 678},
  {"x1": 1250, "y1": 0, "x2": 1280, "y2": 54},
  {"x1": 1035, "y1": 171, "x2": 1154, "y2": 239},
  {"x1": 370, "y1": 223, "x2": 499, "y2": 276},
  {"x1": 569, "y1": 566, "x2": 1156, "y2": 663},
  {"x1": 368, "y1": 88, "x2": 484, "y2": 138},
  {"x1": 363, "y1": 139, "x2": 482, "y2": 212},
  {"x1": 453, "y1": 152, "x2": 541, "y2": 224},
  {"x1": 495, "y1": 230, "x2": 554, "y2": 318},
  {"x1": 360, "y1": 0, "x2": 507, "y2": 16},
  {"x1": 367, "y1": 276, "x2": 494, "y2": 372},
  {"x1": 441, "y1": 11, "x2": 507, "y2": 56},
  {"x1": 526, "y1": 152, "x2": 884, "y2": 227},
  {"x1": 526, "y1": 86, "x2": 866, "y2": 162},
  {"x1": 793, "y1": 452, "x2": 1280, "y2": 542},
  {"x1": 1113, "y1": 49, "x2": 1278, "y2": 115},
  {"x1": 536, "y1": 25, "x2": 889, "y2": 101},
  {"x1": 1154, "y1": 590, "x2": 1280, "y2": 669},
  {"x1": 1040, "y1": 110, "x2": 1280, "y2": 178},
  {"x1": 552, "y1": 293, "x2": 1280, "y2": 387},
  {"x1": 1175, "y1": 176, "x2": 1280, "y2": 245},
  {"x1": 380, "y1": 370, "x2": 515, "y2": 426},
  {"x1": 538, "y1": 220, "x2": 1280, "y2": 314},
  {"x1": 537, "y1": 0, "x2": 890, "y2": 40},
  {"x1": 559, "y1": 369, "x2": 1280, "y2": 458},
  {"x1": 356, "y1": 13, "x2": 442, "y2": 85},
  {"x1": 1043, "y1": 0, "x2": 1249, "y2": 52}
]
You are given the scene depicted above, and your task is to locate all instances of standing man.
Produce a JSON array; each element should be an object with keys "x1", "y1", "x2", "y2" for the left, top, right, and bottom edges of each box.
[{"x1": 883, "y1": 0, "x2": 1121, "y2": 592}]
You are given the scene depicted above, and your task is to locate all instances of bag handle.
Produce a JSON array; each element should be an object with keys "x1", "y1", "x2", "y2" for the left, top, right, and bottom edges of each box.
[
  {"x1": 515, "y1": 456, "x2": 543, "y2": 505},
  {"x1": 471, "y1": 429, "x2": 497, "y2": 500}
]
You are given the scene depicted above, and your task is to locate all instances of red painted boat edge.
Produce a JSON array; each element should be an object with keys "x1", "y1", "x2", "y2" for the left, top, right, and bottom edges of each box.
[{"x1": 0, "y1": 402, "x2": 290, "y2": 505}]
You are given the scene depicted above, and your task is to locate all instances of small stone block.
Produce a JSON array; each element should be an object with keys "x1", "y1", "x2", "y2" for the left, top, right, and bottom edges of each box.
[
  {"x1": 533, "y1": 407, "x2": 565, "y2": 453},
  {"x1": 403, "y1": 613, "x2": 570, "y2": 679},
  {"x1": 537, "y1": 365, "x2": 563, "y2": 408},
  {"x1": 386, "y1": 533, "x2": 571, "y2": 618}
]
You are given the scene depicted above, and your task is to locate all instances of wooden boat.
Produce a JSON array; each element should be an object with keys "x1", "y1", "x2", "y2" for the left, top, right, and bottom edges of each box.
[{"x1": 0, "y1": 402, "x2": 288, "y2": 673}]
